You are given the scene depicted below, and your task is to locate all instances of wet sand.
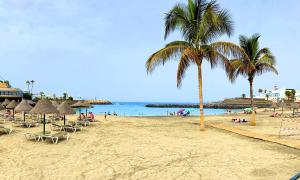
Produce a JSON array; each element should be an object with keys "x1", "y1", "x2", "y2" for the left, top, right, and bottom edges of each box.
[{"x1": 0, "y1": 115, "x2": 299, "y2": 179}]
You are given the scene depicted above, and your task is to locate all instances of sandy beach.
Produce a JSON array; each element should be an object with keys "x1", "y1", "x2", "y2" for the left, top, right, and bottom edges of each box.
[{"x1": 0, "y1": 114, "x2": 299, "y2": 180}]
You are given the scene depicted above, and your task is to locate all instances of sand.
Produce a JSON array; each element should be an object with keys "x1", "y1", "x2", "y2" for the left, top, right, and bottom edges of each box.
[{"x1": 0, "y1": 115, "x2": 300, "y2": 180}]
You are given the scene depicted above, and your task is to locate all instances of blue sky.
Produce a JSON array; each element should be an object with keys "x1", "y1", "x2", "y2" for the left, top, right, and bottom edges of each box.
[{"x1": 0, "y1": 0, "x2": 299, "y2": 102}]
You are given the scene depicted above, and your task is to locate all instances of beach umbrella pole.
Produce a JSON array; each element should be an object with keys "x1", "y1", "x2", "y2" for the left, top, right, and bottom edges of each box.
[
  {"x1": 86, "y1": 108, "x2": 88, "y2": 118},
  {"x1": 24, "y1": 112, "x2": 26, "y2": 121},
  {"x1": 64, "y1": 115, "x2": 66, "y2": 125},
  {"x1": 43, "y1": 114, "x2": 46, "y2": 135}
]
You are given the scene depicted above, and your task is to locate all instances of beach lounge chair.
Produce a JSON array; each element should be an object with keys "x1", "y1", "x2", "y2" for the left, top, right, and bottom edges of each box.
[
  {"x1": 0, "y1": 118, "x2": 6, "y2": 123},
  {"x1": 0, "y1": 126, "x2": 12, "y2": 135},
  {"x1": 40, "y1": 132, "x2": 70, "y2": 144},
  {"x1": 62, "y1": 125, "x2": 83, "y2": 133},
  {"x1": 51, "y1": 124, "x2": 82, "y2": 133},
  {"x1": 23, "y1": 122, "x2": 39, "y2": 128},
  {"x1": 24, "y1": 133, "x2": 42, "y2": 141},
  {"x1": 13, "y1": 121, "x2": 38, "y2": 128},
  {"x1": 51, "y1": 124, "x2": 64, "y2": 131},
  {"x1": 71, "y1": 120, "x2": 90, "y2": 127}
]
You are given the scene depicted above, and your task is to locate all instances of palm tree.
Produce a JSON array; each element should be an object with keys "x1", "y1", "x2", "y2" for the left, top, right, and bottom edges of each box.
[
  {"x1": 26, "y1": 80, "x2": 30, "y2": 92},
  {"x1": 285, "y1": 90, "x2": 291, "y2": 101},
  {"x1": 146, "y1": 0, "x2": 239, "y2": 130},
  {"x1": 63, "y1": 92, "x2": 68, "y2": 100},
  {"x1": 3, "y1": 80, "x2": 11, "y2": 88},
  {"x1": 39, "y1": 92, "x2": 45, "y2": 99},
  {"x1": 30, "y1": 80, "x2": 35, "y2": 95},
  {"x1": 227, "y1": 34, "x2": 278, "y2": 126}
]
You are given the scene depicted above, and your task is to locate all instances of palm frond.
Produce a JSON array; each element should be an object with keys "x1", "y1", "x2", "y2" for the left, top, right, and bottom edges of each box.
[
  {"x1": 198, "y1": 1, "x2": 233, "y2": 44},
  {"x1": 176, "y1": 48, "x2": 196, "y2": 87},
  {"x1": 255, "y1": 54, "x2": 276, "y2": 66},
  {"x1": 165, "y1": 41, "x2": 191, "y2": 47},
  {"x1": 239, "y1": 34, "x2": 260, "y2": 61},
  {"x1": 164, "y1": 3, "x2": 190, "y2": 40},
  {"x1": 210, "y1": 41, "x2": 246, "y2": 59},
  {"x1": 146, "y1": 43, "x2": 189, "y2": 74},
  {"x1": 255, "y1": 63, "x2": 278, "y2": 76},
  {"x1": 255, "y1": 48, "x2": 271, "y2": 60}
]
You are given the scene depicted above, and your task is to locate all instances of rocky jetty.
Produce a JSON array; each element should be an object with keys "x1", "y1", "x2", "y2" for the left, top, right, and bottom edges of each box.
[
  {"x1": 145, "y1": 98, "x2": 272, "y2": 109},
  {"x1": 87, "y1": 100, "x2": 112, "y2": 105}
]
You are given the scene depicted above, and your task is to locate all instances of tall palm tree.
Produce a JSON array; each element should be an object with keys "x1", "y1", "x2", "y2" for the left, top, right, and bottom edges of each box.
[
  {"x1": 26, "y1": 80, "x2": 30, "y2": 92},
  {"x1": 227, "y1": 34, "x2": 278, "y2": 126},
  {"x1": 30, "y1": 80, "x2": 35, "y2": 95},
  {"x1": 146, "y1": 0, "x2": 239, "y2": 130}
]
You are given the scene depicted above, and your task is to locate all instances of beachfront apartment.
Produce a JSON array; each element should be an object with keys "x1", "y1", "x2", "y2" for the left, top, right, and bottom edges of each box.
[
  {"x1": 256, "y1": 85, "x2": 300, "y2": 103},
  {"x1": 0, "y1": 82, "x2": 23, "y2": 102}
]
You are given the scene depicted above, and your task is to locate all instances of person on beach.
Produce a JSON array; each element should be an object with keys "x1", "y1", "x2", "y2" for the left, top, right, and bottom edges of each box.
[
  {"x1": 80, "y1": 113, "x2": 86, "y2": 120},
  {"x1": 88, "y1": 112, "x2": 95, "y2": 121},
  {"x1": 104, "y1": 112, "x2": 107, "y2": 120}
]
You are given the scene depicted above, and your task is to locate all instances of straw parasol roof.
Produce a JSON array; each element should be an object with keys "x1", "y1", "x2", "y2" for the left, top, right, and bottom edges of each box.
[
  {"x1": 58, "y1": 101, "x2": 75, "y2": 115},
  {"x1": 51, "y1": 100, "x2": 60, "y2": 108},
  {"x1": 1, "y1": 99, "x2": 10, "y2": 106},
  {"x1": 291, "y1": 103, "x2": 300, "y2": 109},
  {"x1": 271, "y1": 103, "x2": 279, "y2": 108},
  {"x1": 6, "y1": 100, "x2": 18, "y2": 109},
  {"x1": 71, "y1": 101, "x2": 91, "y2": 108},
  {"x1": 29, "y1": 99, "x2": 59, "y2": 114},
  {"x1": 27, "y1": 100, "x2": 36, "y2": 106},
  {"x1": 279, "y1": 102, "x2": 286, "y2": 108},
  {"x1": 0, "y1": 104, "x2": 4, "y2": 110},
  {"x1": 15, "y1": 99, "x2": 33, "y2": 113}
]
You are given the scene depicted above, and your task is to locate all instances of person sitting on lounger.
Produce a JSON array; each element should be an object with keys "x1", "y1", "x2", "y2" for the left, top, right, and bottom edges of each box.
[
  {"x1": 88, "y1": 112, "x2": 94, "y2": 121},
  {"x1": 80, "y1": 113, "x2": 86, "y2": 120}
]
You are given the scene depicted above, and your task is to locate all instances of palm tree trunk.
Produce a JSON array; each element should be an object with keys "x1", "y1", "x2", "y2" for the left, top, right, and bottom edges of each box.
[
  {"x1": 249, "y1": 78, "x2": 256, "y2": 126},
  {"x1": 30, "y1": 84, "x2": 33, "y2": 95},
  {"x1": 198, "y1": 66, "x2": 205, "y2": 130}
]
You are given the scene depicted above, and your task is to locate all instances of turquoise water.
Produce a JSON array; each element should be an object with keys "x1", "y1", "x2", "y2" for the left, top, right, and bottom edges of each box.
[{"x1": 78, "y1": 102, "x2": 241, "y2": 116}]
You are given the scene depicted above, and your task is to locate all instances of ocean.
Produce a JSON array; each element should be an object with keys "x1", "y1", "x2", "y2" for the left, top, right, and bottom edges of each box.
[{"x1": 78, "y1": 102, "x2": 241, "y2": 116}]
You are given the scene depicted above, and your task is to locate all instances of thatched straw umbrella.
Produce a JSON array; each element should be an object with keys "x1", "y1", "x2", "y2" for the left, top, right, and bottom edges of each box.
[
  {"x1": 15, "y1": 99, "x2": 33, "y2": 121},
  {"x1": 71, "y1": 101, "x2": 91, "y2": 117},
  {"x1": 58, "y1": 101, "x2": 75, "y2": 125},
  {"x1": 29, "y1": 99, "x2": 59, "y2": 135},
  {"x1": 1, "y1": 99, "x2": 10, "y2": 107},
  {"x1": 279, "y1": 102, "x2": 286, "y2": 114},
  {"x1": 271, "y1": 103, "x2": 278, "y2": 112},
  {"x1": 27, "y1": 100, "x2": 36, "y2": 106},
  {"x1": 51, "y1": 100, "x2": 60, "y2": 108},
  {"x1": 291, "y1": 103, "x2": 300, "y2": 115},
  {"x1": 0, "y1": 104, "x2": 4, "y2": 110},
  {"x1": 6, "y1": 100, "x2": 18, "y2": 118}
]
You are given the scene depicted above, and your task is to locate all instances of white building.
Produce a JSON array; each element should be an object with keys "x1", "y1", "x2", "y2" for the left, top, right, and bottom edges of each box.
[{"x1": 256, "y1": 85, "x2": 300, "y2": 103}]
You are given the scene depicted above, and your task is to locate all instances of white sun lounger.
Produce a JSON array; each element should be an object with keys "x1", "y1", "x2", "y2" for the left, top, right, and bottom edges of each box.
[
  {"x1": 0, "y1": 126, "x2": 12, "y2": 134},
  {"x1": 24, "y1": 133, "x2": 42, "y2": 141},
  {"x1": 40, "y1": 132, "x2": 70, "y2": 144}
]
